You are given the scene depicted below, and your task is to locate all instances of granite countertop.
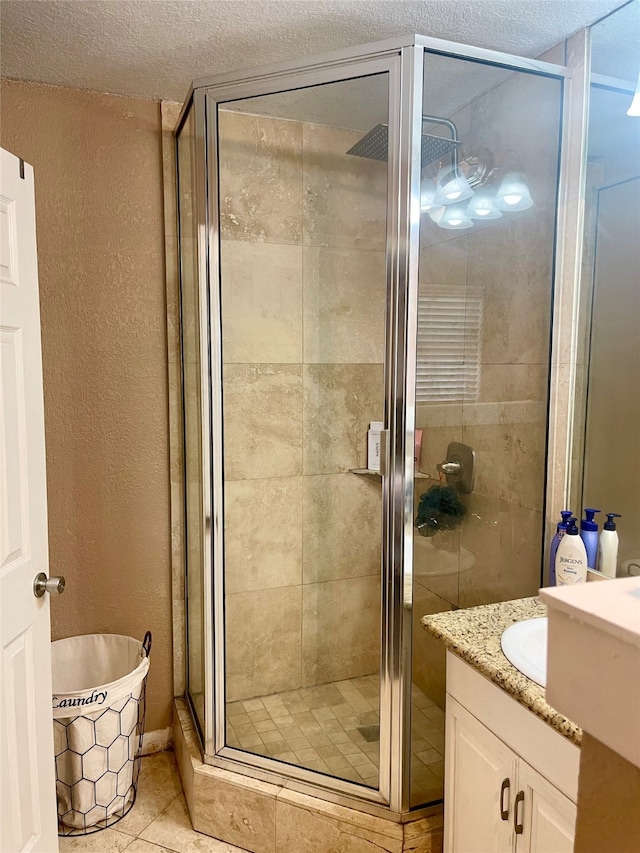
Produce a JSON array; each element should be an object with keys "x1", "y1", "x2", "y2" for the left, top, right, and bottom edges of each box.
[{"x1": 421, "y1": 596, "x2": 581, "y2": 746}]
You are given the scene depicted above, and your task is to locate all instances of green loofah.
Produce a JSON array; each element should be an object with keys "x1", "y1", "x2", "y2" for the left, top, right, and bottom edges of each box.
[{"x1": 415, "y1": 484, "x2": 466, "y2": 537}]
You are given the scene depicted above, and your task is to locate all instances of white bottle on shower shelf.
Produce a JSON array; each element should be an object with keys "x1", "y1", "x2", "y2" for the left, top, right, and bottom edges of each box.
[
  {"x1": 555, "y1": 517, "x2": 588, "y2": 586},
  {"x1": 367, "y1": 422, "x2": 383, "y2": 471}
]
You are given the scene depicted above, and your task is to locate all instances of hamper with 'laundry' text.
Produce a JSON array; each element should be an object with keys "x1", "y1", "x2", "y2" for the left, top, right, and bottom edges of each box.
[{"x1": 51, "y1": 632, "x2": 151, "y2": 835}]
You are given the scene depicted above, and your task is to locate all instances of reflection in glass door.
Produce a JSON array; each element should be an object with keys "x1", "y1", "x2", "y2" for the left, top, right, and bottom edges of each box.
[
  {"x1": 216, "y1": 74, "x2": 389, "y2": 789},
  {"x1": 411, "y1": 52, "x2": 562, "y2": 807}
]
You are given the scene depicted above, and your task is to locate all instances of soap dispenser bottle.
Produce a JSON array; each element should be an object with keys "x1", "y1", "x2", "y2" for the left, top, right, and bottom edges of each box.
[
  {"x1": 579, "y1": 508, "x2": 601, "y2": 570},
  {"x1": 556, "y1": 518, "x2": 588, "y2": 585},
  {"x1": 549, "y1": 510, "x2": 573, "y2": 586},
  {"x1": 598, "y1": 513, "x2": 622, "y2": 578}
]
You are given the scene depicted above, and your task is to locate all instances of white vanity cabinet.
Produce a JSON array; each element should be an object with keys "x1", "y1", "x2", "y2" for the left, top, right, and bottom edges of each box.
[{"x1": 444, "y1": 652, "x2": 579, "y2": 853}]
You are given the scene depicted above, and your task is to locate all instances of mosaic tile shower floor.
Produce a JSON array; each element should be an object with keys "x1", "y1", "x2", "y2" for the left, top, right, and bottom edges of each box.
[{"x1": 226, "y1": 674, "x2": 445, "y2": 806}]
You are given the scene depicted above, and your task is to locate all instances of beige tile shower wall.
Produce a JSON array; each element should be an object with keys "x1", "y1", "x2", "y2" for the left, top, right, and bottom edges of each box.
[
  {"x1": 415, "y1": 67, "x2": 560, "y2": 626},
  {"x1": 219, "y1": 111, "x2": 386, "y2": 701},
  {"x1": 0, "y1": 80, "x2": 173, "y2": 731}
]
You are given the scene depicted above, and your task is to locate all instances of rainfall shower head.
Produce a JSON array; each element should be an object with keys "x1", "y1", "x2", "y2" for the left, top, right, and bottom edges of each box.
[{"x1": 346, "y1": 115, "x2": 461, "y2": 166}]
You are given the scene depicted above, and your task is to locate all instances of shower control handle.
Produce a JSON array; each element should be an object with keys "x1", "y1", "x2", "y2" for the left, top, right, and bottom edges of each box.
[
  {"x1": 437, "y1": 441, "x2": 475, "y2": 493},
  {"x1": 437, "y1": 461, "x2": 461, "y2": 476}
]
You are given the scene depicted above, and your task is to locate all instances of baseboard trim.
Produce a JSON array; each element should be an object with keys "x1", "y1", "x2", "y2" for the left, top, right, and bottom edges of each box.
[{"x1": 141, "y1": 726, "x2": 173, "y2": 755}]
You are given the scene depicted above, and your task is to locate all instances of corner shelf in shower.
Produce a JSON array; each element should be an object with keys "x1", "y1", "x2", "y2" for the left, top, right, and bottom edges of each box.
[{"x1": 349, "y1": 468, "x2": 431, "y2": 479}]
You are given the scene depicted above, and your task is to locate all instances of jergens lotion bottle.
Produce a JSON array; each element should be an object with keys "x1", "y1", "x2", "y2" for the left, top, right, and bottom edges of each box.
[{"x1": 555, "y1": 518, "x2": 588, "y2": 585}]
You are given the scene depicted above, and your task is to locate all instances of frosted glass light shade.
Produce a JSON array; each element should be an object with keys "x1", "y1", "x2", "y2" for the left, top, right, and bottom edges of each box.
[
  {"x1": 428, "y1": 206, "x2": 445, "y2": 224},
  {"x1": 420, "y1": 178, "x2": 437, "y2": 211},
  {"x1": 494, "y1": 171, "x2": 533, "y2": 211},
  {"x1": 438, "y1": 203, "x2": 474, "y2": 230},
  {"x1": 434, "y1": 167, "x2": 474, "y2": 205},
  {"x1": 466, "y1": 187, "x2": 502, "y2": 220}
]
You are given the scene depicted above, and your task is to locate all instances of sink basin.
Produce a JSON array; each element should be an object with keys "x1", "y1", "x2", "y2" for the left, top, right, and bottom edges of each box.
[{"x1": 500, "y1": 617, "x2": 548, "y2": 687}]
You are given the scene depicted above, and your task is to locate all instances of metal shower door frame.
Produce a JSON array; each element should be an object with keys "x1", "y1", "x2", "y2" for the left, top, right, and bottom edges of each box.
[
  {"x1": 176, "y1": 32, "x2": 571, "y2": 819},
  {"x1": 197, "y1": 42, "x2": 421, "y2": 815}
]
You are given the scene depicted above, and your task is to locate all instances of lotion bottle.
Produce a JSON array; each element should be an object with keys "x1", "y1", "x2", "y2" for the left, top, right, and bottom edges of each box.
[
  {"x1": 555, "y1": 517, "x2": 588, "y2": 585},
  {"x1": 579, "y1": 507, "x2": 601, "y2": 569},
  {"x1": 549, "y1": 510, "x2": 573, "y2": 586},
  {"x1": 598, "y1": 513, "x2": 622, "y2": 578}
]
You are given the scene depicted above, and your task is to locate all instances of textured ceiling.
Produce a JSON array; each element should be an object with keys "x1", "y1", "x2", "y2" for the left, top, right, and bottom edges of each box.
[
  {"x1": 0, "y1": 0, "x2": 630, "y2": 104},
  {"x1": 591, "y1": 0, "x2": 640, "y2": 79}
]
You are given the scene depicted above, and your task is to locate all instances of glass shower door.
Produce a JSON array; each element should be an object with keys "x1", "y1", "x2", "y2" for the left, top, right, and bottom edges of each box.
[
  {"x1": 410, "y1": 51, "x2": 562, "y2": 807},
  {"x1": 176, "y1": 34, "x2": 568, "y2": 818},
  {"x1": 214, "y1": 73, "x2": 390, "y2": 790},
  {"x1": 176, "y1": 104, "x2": 207, "y2": 736}
]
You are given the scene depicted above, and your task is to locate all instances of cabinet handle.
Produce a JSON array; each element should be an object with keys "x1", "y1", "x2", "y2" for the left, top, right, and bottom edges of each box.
[
  {"x1": 514, "y1": 790, "x2": 525, "y2": 835},
  {"x1": 500, "y1": 778, "x2": 510, "y2": 820}
]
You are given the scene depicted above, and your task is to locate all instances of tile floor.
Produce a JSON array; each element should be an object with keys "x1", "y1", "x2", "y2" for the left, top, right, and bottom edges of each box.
[
  {"x1": 58, "y1": 678, "x2": 445, "y2": 853},
  {"x1": 226, "y1": 674, "x2": 445, "y2": 806},
  {"x1": 59, "y1": 750, "x2": 248, "y2": 852}
]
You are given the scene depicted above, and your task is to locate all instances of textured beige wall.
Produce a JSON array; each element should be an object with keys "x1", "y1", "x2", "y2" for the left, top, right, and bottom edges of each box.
[
  {"x1": 0, "y1": 79, "x2": 172, "y2": 731},
  {"x1": 583, "y1": 178, "x2": 640, "y2": 569},
  {"x1": 574, "y1": 733, "x2": 640, "y2": 853}
]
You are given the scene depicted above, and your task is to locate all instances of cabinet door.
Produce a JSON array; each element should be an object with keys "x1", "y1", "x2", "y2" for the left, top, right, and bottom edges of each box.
[
  {"x1": 445, "y1": 697, "x2": 517, "y2": 853},
  {"x1": 516, "y1": 762, "x2": 576, "y2": 853}
]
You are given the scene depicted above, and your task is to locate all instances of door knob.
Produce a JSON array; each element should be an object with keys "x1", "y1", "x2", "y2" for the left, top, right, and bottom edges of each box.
[{"x1": 33, "y1": 572, "x2": 66, "y2": 598}]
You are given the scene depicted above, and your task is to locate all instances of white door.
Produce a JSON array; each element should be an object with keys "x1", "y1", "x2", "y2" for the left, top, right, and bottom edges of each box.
[
  {"x1": 1, "y1": 148, "x2": 59, "y2": 851},
  {"x1": 445, "y1": 697, "x2": 517, "y2": 853}
]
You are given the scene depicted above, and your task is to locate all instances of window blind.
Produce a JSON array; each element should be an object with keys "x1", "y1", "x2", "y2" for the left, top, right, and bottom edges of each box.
[{"x1": 415, "y1": 285, "x2": 484, "y2": 403}]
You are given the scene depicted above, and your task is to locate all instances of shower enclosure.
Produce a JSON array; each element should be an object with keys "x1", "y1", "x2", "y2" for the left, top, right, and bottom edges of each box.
[{"x1": 175, "y1": 34, "x2": 564, "y2": 819}]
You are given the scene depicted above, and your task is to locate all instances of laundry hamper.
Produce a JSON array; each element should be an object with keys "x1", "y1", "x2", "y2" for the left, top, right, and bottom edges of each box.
[{"x1": 52, "y1": 631, "x2": 151, "y2": 835}]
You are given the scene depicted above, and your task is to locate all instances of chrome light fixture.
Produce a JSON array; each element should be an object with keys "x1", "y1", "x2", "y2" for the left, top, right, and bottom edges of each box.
[
  {"x1": 494, "y1": 171, "x2": 534, "y2": 211},
  {"x1": 418, "y1": 143, "x2": 533, "y2": 230}
]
